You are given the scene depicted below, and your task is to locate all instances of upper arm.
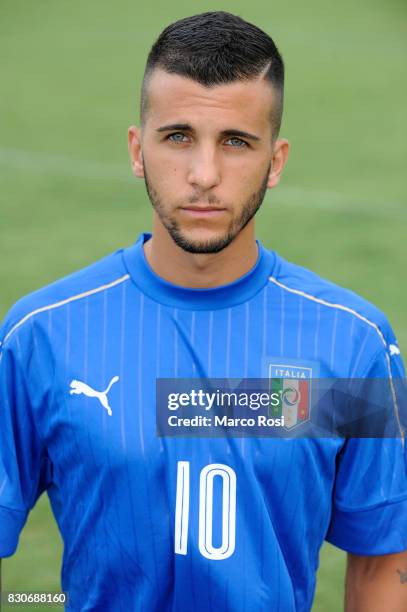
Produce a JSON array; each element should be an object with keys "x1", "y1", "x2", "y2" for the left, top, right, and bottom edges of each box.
[
  {"x1": 345, "y1": 550, "x2": 407, "y2": 612},
  {"x1": 347, "y1": 549, "x2": 407, "y2": 576},
  {"x1": 0, "y1": 323, "x2": 51, "y2": 557},
  {"x1": 326, "y1": 318, "x2": 407, "y2": 555}
]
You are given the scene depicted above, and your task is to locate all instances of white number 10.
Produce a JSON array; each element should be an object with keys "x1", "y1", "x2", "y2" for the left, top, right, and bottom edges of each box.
[{"x1": 174, "y1": 461, "x2": 237, "y2": 560}]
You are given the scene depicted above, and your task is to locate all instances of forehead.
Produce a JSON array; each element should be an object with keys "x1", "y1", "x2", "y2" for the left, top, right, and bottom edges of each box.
[{"x1": 144, "y1": 69, "x2": 274, "y2": 135}]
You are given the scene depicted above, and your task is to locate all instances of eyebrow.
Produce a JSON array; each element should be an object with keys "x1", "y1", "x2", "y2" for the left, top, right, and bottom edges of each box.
[{"x1": 156, "y1": 123, "x2": 261, "y2": 142}]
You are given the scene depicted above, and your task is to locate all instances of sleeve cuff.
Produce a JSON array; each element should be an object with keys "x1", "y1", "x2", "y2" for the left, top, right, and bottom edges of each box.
[
  {"x1": 0, "y1": 505, "x2": 27, "y2": 557},
  {"x1": 326, "y1": 496, "x2": 407, "y2": 555}
]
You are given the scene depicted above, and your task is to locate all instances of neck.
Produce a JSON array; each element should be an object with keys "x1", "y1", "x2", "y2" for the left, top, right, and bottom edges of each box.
[{"x1": 143, "y1": 216, "x2": 258, "y2": 288}]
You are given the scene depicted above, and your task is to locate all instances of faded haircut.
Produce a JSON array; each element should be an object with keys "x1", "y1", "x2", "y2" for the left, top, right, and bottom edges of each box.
[{"x1": 140, "y1": 11, "x2": 284, "y2": 138}]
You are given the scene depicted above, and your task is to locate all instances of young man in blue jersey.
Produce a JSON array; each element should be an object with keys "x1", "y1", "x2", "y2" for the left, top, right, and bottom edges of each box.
[{"x1": 1, "y1": 11, "x2": 406, "y2": 611}]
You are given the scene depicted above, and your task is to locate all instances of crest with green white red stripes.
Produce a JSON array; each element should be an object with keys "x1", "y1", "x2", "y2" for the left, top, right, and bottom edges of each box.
[{"x1": 268, "y1": 363, "x2": 313, "y2": 430}]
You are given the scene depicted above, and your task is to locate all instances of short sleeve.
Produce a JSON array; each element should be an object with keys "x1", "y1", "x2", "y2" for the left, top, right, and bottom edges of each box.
[
  {"x1": 0, "y1": 321, "x2": 51, "y2": 557},
  {"x1": 326, "y1": 324, "x2": 407, "y2": 555},
  {"x1": 325, "y1": 437, "x2": 407, "y2": 554}
]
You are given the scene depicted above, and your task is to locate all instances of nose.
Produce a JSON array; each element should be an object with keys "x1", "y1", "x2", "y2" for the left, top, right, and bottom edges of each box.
[{"x1": 186, "y1": 144, "x2": 221, "y2": 191}]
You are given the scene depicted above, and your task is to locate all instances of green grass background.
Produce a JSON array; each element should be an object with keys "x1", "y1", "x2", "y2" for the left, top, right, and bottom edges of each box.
[{"x1": 0, "y1": 0, "x2": 405, "y2": 609}]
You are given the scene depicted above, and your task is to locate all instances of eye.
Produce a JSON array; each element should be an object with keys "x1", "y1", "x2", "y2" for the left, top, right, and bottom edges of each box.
[
  {"x1": 167, "y1": 132, "x2": 189, "y2": 143},
  {"x1": 225, "y1": 137, "x2": 248, "y2": 148}
]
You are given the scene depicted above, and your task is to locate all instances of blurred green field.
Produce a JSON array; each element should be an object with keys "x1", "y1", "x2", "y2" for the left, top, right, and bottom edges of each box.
[{"x1": 0, "y1": 0, "x2": 405, "y2": 610}]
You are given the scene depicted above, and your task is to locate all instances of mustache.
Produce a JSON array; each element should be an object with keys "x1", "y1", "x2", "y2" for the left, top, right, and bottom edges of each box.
[{"x1": 186, "y1": 194, "x2": 223, "y2": 205}]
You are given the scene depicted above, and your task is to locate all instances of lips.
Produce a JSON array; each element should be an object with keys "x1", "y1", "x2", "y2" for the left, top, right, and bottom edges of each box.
[
  {"x1": 181, "y1": 206, "x2": 226, "y2": 212},
  {"x1": 180, "y1": 206, "x2": 227, "y2": 217}
]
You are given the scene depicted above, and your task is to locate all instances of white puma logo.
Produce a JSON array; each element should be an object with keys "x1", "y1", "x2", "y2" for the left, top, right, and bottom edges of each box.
[
  {"x1": 389, "y1": 344, "x2": 401, "y2": 356},
  {"x1": 69, "y1": 376, "x2": 119, "y2": 416}
]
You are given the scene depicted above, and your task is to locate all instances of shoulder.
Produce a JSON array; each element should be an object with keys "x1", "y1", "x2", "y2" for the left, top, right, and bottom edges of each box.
[
  {"x1": 0, "y1": 247, "x2": 131, "y2": 348},
  {"x1": 270, "y1": 252, "x2": 399, "y2": 354}
]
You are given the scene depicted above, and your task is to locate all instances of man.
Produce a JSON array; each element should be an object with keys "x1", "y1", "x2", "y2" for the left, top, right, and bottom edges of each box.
[{"x1": 1, "y1": 11, "x2": 406, "y2": 611}]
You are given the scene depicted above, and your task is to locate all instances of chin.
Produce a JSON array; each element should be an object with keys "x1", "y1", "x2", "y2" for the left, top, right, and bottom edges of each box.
[{"x1": 170, "y1": 227, "x2": 235, "y2": 255}]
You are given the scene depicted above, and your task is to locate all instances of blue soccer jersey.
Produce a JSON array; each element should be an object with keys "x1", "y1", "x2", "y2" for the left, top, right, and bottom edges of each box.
[{"x1": 1, "y1": 232, "x2": 407, "y2": 611}]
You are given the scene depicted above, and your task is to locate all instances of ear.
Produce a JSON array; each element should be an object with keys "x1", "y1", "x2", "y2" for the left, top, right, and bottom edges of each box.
[
  {"x1": 267, "y1": 138, "x2": 290, "y2": 189},
  {"x1": 128, "y1": 125, "x2": 144, "y2": 178}
]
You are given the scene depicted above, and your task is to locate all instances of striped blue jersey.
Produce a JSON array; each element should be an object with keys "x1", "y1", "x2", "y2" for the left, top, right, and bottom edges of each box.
[{"x1": 1, "y1": 231, "x2": 406, "y2": 611}]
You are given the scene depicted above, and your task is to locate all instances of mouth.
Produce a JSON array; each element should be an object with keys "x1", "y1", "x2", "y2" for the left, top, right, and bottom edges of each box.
[{"x1": 180, "y1": 206, "x2": 227, "y2": 218}]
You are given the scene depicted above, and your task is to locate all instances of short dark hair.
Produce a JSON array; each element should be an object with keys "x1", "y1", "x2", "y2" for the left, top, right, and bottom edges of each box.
[{"x1": 140, "y1": 11, "x2": 285, "y2": 138}]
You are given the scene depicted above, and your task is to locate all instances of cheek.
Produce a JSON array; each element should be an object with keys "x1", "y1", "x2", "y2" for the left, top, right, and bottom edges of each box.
[
  {"x1": 145, "y1": 150, "x2": 183, "y2": 190},
  {"x1": 223, "y1": 160, "x2": 266, "y2": 196},
  {"x1": 158, "y1": 166, "x2": 182, "y2": 193}
]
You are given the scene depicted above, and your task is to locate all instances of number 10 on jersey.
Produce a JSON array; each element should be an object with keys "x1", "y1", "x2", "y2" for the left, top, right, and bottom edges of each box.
[{"x1": 174, "y1": 461, "x2": 237, "y2": 560}]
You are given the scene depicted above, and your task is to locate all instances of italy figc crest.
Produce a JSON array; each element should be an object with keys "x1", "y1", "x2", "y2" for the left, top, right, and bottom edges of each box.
[{"x1": 266, "y1": 361, "x2": 314, "y2": 430}]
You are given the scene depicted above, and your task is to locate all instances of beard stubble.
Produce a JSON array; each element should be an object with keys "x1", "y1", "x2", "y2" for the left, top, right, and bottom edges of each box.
[{"x1": 143, "y1": 161, "x2": 271, "y2": 254}]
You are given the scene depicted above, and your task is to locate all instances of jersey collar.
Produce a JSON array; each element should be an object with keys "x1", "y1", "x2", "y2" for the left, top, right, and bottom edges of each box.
[{"x1": 122, "y1": 232, "x2": 276, "y2": 310}]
